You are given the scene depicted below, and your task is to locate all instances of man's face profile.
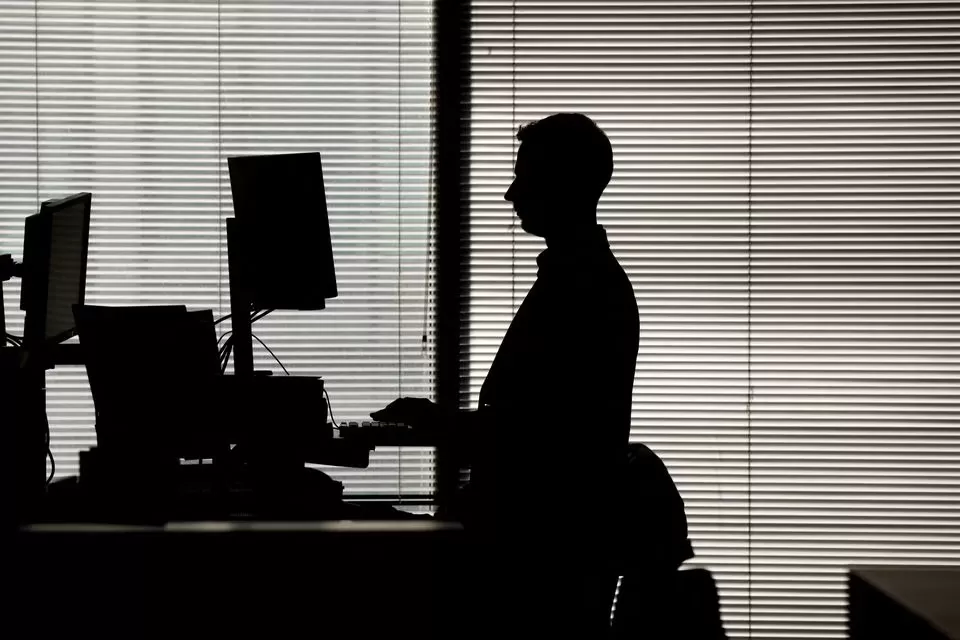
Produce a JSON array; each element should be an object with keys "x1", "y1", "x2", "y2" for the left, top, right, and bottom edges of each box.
[{"x1": 505, "y1": 143, "x2": 552, "y2": 237}]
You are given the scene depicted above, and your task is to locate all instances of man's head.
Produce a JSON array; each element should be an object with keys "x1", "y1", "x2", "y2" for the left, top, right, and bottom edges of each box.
[{"x1": 504, "y1": 113, "x2": 613, "y2": 237}]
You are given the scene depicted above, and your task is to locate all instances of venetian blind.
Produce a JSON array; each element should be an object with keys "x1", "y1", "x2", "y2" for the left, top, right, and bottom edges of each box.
[{"x1": 466, "y1": 1, "x2": 960, "y2": 637}]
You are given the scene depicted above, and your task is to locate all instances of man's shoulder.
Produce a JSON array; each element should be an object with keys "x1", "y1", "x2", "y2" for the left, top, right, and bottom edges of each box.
[
  {"x1": 538, "y1": 250, "x2": 637, "y2": 327},
  {"x1": 587, "y1": 253, "x2": 637, "y2": 308},
  {"x1": 556, "y1": 257, "x2": 638, "y2": 333}
]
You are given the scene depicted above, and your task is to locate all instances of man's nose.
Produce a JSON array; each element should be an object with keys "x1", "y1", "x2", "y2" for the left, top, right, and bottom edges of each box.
[{"x1": 504, "y1": 180, "x2": 515, "y2": 202}]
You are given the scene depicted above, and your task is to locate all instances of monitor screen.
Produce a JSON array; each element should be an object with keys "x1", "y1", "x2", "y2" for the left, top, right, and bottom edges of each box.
[
  {"x1": 227, "y1": 152, "x2": 337, "y2": 310},
  {"x1": 20, "y1": 193, "x2": 91, "y2": 346}
]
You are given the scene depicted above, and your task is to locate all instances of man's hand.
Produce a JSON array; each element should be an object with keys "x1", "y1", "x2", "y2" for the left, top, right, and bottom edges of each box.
[{"x1": 371, "y1": 397, "x2": 443, "y2": 432}]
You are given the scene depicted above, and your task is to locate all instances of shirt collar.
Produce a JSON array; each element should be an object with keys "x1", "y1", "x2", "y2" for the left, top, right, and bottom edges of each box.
[{"x1": 537, "y1": 225, "x2": 609, "y2": 271}]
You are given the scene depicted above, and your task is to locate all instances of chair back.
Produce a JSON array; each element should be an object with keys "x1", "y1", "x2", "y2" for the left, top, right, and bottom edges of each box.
[
  {"x1": 616, "y1": 443, "x2": 694, "y2": 573},
  {"x1": 612, "y1": 567, "x2": 728, "y2": 639}
]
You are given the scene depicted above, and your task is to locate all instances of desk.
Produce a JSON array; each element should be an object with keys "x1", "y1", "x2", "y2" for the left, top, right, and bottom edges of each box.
[
  {"x1": 849, "y1": 567, "x2": 960, "y2": 640},
  {"x1": 13, "y1": 520, "x2": 466, "y2": 639}
]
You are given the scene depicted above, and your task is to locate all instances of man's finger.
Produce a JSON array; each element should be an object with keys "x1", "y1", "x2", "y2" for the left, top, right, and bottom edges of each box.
[{"x1": 371, "y1": 407, "x2": 402, "y2": 421}]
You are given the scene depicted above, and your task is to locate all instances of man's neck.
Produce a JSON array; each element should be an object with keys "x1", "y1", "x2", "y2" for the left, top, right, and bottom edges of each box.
[{"x1": 544, "y1": 219, "x2": 600, "y2": 250}]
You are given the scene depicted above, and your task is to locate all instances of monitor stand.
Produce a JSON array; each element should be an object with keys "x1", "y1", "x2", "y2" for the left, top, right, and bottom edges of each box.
[
  {"x1": 2, "y1": 254, "x2": 86, "y2": 523},
  {"x1": 226, "y1": 218, "x2": 254, "y2": 378}
]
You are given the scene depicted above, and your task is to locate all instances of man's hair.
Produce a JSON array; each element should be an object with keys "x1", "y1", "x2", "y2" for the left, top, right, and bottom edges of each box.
[{"x1": 516, "y1": 113, "x2": 613, "y2": 203}]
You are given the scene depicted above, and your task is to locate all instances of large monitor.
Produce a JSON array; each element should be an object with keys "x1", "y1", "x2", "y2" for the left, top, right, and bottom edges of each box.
[
  {"x1": 73, "y1": 304, "x2": 223, "y2": 458},
  {"x1": 20, "y1": 192, "x2": 92, "y2": 347},
  {"x1": 227, "y1": 152, "x2": 337, "y2": 310}
]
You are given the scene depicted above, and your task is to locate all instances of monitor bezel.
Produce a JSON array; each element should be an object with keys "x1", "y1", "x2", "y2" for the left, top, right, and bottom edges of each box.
[
  {"x1": 20, "y1": 192, "x2": 92, "y2": 348},
  {"x1": 227, "y1": 152, "x2": 338, "y2": 310}
]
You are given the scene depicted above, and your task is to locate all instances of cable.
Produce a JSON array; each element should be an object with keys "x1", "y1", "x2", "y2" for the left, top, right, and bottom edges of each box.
[
  {"x1": 221, "y1": 345, "x2": 232, "y2": 374},
  {"x1": 44, "y1": 412, "x2": 54, "y2": 485},
  {"x1": 324, "y1": 387, "x2": 339, "y2": 429},
  {"x1": 228, "y1": 327, "x2": 339, "y2": 431},
  {"x1": 220, "y1": 338, "x2": 234, "y2": 375},
  {"x1": 218, "y1": 331, "x2": 234, "y2": 372},
  {"x1": 216, "y1": 310, "x2": 273, "y2": 374},
  {"x1": 251, "y1": 308, "x2": 274, "y2": 323},
  {"x1": 251, "y1": 333, "x2": 288, "y2": 375}
]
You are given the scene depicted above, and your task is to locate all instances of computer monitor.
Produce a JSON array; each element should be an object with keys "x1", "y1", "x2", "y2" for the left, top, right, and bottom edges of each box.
[
  {"x1": 227, "y1": 152, "x2": 337, "y2": 310},
  {"x1": 73, "y1": 304, "x2": 224, "y2": 458},
  {"x1": 20, "y1": 192, "x2": 92, "y2": 347}
]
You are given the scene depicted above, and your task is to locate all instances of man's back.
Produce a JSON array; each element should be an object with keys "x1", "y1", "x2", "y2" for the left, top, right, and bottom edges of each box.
[{"x1": 474, "y1": 225, "x2": 639, "y2": 542}]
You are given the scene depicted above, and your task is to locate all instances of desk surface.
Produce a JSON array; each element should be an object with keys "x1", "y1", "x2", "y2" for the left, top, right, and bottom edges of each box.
[
  {"x1": 851, "y1": 567, "x2": 960, "y2": 639},
  {"x1": 24, "y1": 518, "x2": 461, "y2": 534}
]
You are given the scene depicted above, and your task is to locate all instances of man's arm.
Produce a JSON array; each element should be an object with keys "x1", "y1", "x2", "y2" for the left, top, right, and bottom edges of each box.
[{"x1": 370, "y1": 397, "x2": 488, "y2": 451}]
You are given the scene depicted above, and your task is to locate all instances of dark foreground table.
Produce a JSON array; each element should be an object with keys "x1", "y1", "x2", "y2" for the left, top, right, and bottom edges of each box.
[
  {"x1": 849, "y1": 566, "x2": 960, "y2": 640},
  {"x1": 11, "y1": 520, "x2": 466, "y2": 640}
]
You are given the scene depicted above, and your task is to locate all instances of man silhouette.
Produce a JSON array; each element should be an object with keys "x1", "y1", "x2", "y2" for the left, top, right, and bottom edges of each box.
[{"x1": 374, "y1": 113, "x2": 639, "y2": 635}]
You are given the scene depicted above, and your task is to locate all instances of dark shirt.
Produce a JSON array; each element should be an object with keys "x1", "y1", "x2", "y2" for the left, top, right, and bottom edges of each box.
[{"x1": 469, "y1": 225, "x2": 640, "y2": 547}]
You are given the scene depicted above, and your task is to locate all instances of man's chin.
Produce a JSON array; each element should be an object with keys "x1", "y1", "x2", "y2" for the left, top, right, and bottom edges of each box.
[{"x1": 519, "y1": 218, "x2": 546, "y2": 237}]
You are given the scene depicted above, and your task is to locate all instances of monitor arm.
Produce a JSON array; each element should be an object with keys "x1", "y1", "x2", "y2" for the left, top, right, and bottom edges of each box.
[
  {"x1": 1, "y1": 254, "x2": 23, "y2": 339},
  {"x1": 1, "y1": 253, "x2": 22, "y2": 282},
  {"x1": 2, "y1": 253, "x2": 82, "y2": 364}
]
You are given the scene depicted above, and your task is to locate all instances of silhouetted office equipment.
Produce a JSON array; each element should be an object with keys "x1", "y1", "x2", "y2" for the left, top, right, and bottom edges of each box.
[
  {"x1": 219, "y1": 151, "x2": 364, "y2": 517},
  {"x1": 0, "y1": 254, "x2": 20, "y2": 339},
  {"x1": 338, "y1": 420, "x2": 429, "y2": 447},
  {"x1": 227, "y1": 152, "x2": 337, "y2": 310},
  {"x1": 9, "y1": 160, "x2": 396, "y2": 525},
  {"x1": 226, "y1": 152, "x2": 338, "y2": 378},
  {"x1": 20, "y1": 192, "x2": 91, "y2": 349},
  {"x1": 69, "y1": 303, "x2": 349, "y2": 521},
  {"x1": 2, "y1": 193, "x2": 91, "y2": 523},
  {"x1": 1, "y1": 341, "x2": 24, "y2": 528},
  {"x1": 73, "y1": 305, "x2": 221, "y2": 455},
  {"x1": 69, "y1": 304, "x2": 222, "y2": 521}
]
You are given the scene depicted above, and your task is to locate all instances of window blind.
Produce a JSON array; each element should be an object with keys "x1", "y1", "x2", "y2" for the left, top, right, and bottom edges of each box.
[
  {"x1": 0, "y1": 0, "x2": 436, "y2": 500},
  {"x1": 749, "y1": 2, "x2": 959, "y2": 636},
  {"x1": 467, "y1": 1, "x2": 960, "y2": 638}
]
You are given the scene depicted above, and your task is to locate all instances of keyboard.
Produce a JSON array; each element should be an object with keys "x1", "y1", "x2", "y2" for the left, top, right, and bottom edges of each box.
[{"x1": 337, "y1": 421, "x2": 431, "y2": 447}]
